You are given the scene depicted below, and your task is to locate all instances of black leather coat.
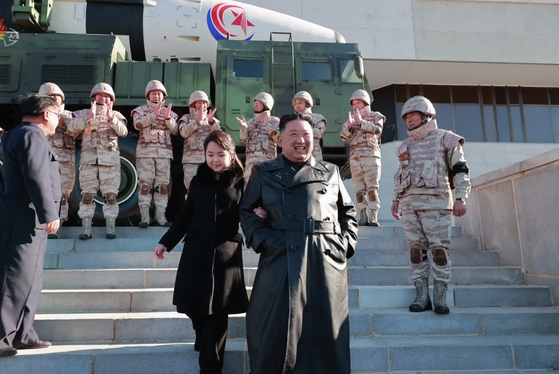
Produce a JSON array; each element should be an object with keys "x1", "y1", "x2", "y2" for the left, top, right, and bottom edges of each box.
[{"x1": 240, "y1": 155, "x2": 358, "y2": 374}]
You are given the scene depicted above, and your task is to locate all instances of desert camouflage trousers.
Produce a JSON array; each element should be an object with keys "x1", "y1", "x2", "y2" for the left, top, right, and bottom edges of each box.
[
  {"x1": 244, "y1": 155, "x2": 269, "y2": 182},
  {"x1": 350, "y1": 155, "x2": 381, "y2": 211},
  {"x1": 402, "y1": 209, "x2": 452, "y2": 283},
  {"x1": 78, "y1": 163, "x2": 121, "y2": 220},
  {"x1": 137, "y1": 157, "x2": 171, "y2": 211},
  {"x1": 59, "y1": 157, "x2": 76, "y2": 221},
  {"x1": 183, "y1": 162, "x2": 201, "y2": 190}
]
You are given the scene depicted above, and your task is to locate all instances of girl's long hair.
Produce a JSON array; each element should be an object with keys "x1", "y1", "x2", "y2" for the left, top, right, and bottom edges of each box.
[{"x1": 203, "y1": 130, "x2": 244, "y2": 172}]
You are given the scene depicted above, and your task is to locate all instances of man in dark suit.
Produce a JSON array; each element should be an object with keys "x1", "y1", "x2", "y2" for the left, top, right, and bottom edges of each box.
[{"x1": 0, "y1": 94, "x2": 62, "y2": 358}]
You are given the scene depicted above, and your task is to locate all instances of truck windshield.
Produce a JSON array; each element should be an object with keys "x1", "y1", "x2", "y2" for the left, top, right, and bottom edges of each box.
[
  {"x1": 301, "y1": 61, "x2": 332, "y2": 81},
  {"x1": 232, "y1": 59, "x2": 264, "y2": 79},
  {"x1": 340, "y1": 60, "x2": 361, "y2": 83}
]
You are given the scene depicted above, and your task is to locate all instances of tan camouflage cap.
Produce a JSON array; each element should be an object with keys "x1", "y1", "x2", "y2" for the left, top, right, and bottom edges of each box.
[
  {"x1": 90, "y1": 83, "x2": 115, "y2": 101},
  {"x1": 350, "y1": 89, "x2": 371, "y2": 106},
  {"x1": 189, "y1": 90, "x2": 210, "y2": 106},
  {"x1": 254, "y1": 92, "x2": 274, "y2": 111},
  {"x1": 293, "y1": 91, "x2": 313, "y2": 108},
  {"x1": 39, "y1": 82, "x2": 65, "y2": 101},
  {"x1": 145, "y1": 80, "x2": 167, "y2": 98},
  {"x1": 401, "y1": 95, "x2": 436, "y2": 119}
]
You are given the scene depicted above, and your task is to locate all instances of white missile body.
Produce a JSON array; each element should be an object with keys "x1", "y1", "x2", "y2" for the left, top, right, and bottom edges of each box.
[{"x1": 49, "y1": 0, "x2": 344, "y2": 63}]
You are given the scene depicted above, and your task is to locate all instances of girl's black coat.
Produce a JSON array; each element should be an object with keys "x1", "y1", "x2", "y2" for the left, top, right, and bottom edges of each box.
[{"x1": 159, "y1": 163, "x2": 248, "y2": 316}]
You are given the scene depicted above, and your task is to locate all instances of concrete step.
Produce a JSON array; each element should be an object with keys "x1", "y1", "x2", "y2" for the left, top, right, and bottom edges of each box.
[
  {"x1": 356, "y1": 237, "x2": 480, "y2": 251},
  {"x1": 32, "y1": 307, "x2": 559, "y2": 344},
  {"x1": 350, "y1": 250, "x2": 499, "y2": 267},
  {"x1": 46, "y1": 235, "x2": 478, "y2": 255},
  {"x1": 56, "y1": 226, "x2": 170, "y2": 239},
  {"x1": 37, "y1": 285, "x2": 552, "y2": 313},
  {"x1": 352, "y1": 335, "x2": 559, "y2": 372},
  {"x1": 56, "y1": 225, "x2": 464, "y2": 239},
  {"x1": 0, "y1": 336, "x2": 557, "y2": 373},
  {"x1": 45, "y1": 246, "x2": 493, "y2": 271},
  {"x1": 43, "y1": 266, "x2": 520, "y2": 290},
  {"x1": 350, "y1": 285, "x2": 553, "y2": 309},
  {"x1": 0, "y1": 341, "x2": 248, "y2": 374},
  {"x1": 358, "y1": 225, "x2": 463, "y2": 238},
  {"x1": 349, "y1": 266, "x2": 522, "y2": 285}
]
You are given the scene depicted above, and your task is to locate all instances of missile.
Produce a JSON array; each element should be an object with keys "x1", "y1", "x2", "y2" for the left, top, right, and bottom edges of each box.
[{"x1": 46, "y1": 0, "x2": 345, "y2": 63}]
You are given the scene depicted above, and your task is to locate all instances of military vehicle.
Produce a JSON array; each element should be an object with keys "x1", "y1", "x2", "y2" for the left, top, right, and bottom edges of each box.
[{"x1": 0, "y1": 0, "x2": 370, "y2": 223}]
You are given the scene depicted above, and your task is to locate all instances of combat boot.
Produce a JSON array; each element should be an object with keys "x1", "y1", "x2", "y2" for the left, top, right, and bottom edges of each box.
[
  {"x1": 155, "y1": 209, "x2": 171, "y2": 227},
  {"x1": 368, "y1": 209, "x2": 380, "y2": 227},
  {"x1": 105, "y1": 218, "x2": 117, "y2": 239},
  {"x1": 409, "y1": 278, "x2": 432, "y2": 312},
  {"x1": 79, "y1": 218, "x2": 92, "y2": 240},
  {"x1": 433, "y1": 280, "x2": 450, "y2": 314},
  {"x1": 358, "y1": 209, "x2": 369, "y2": 226},
  {"x1": 139, "y1": 206, "x2": 150, "y2": 228}
]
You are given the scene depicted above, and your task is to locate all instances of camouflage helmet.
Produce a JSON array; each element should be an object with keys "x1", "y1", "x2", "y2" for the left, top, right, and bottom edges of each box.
[
  {"x1": 189, "y1": 90, "x2": 210, "y2": 106},
  {"x1": 38, "y1": 82, "x2": 65, "y2": 101},
  {"x1": 254, "y1": 92, "x2": 274, "y2": 111},
  {"x1": 293, "y1": 91, "x2": 313, "y2": 108},
  {"x1": 401, "y1": 95, "x2": 436, "y2": 119},
  {"x1": 145, "y1": 80, "x2": 167, "y2": 98},
  {"x1": 90, "y1": 83, "x2": 115, "y2": 101},
  {"x1": 350, "y1": 89, "x2": 371, "y2": 106}
]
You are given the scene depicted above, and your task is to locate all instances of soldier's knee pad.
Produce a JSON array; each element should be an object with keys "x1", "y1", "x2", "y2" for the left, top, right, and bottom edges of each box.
[
  {"x1": 432, "y1": 247, "x2": 448, "y2": 266},
  {"x1": 140, "y1": 184, "x2": 152, "y2": 195},
  {"x1": 410, "y1": 246, "x2": 427, "y2": 264},
  {"x1": 105, "y1": 193, "x2": 117, "y2": 205},
  {"x1": 157, "y1": 184, "x2": 169, "y2": 196},
  {"x1": 367, "y1": 190, "x2": 378, "y2": 201},
  {"x1": 356, "y1": 191, "x2": 366, "y2": 203},
  {"x1": 82, "y1": 193, "x2": 95, "y2": 205}
]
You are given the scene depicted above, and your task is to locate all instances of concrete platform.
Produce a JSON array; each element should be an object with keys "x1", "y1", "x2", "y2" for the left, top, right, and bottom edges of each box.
[{"x1": 0, "y1": 335, "x2": 557, "y2": 374}]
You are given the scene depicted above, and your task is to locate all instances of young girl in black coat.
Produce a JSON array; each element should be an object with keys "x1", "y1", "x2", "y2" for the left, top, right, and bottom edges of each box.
[{"x1": 155, "y1": 130, "x2": 262, "y2": 374}]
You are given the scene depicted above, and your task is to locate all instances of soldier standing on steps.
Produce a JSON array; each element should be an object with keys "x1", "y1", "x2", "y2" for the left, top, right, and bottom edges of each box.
[
  {"x1": 38, "y1": 83, "x2": 77, "y2": 239},
  {"x1": 67, "y1": 83, "x2": 128, "y2": 240},
  {"x1": 132, "y1": 80, "x2": 178, "y2": 228},
  {"x1": 292, "y1": 91, "x2": 326, "y2": 161},
  {"x1": 341, "y1": 89, "x2": 385, "y2": 227},
  {"x1": 237, "y1": 92, "x2": 280, "y2": 181},
  {"x1": 178, "y1": 90, "x2": 220, "y2": 194},
  {"x1": 391, "y1": 95, "x2": 471, "y2": 315}
]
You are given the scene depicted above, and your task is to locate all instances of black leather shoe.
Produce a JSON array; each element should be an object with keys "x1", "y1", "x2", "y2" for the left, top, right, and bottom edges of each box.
[
  {"x1": 14, "y1": 340, "x2": 52, "y2": 350},
  {"x1": 0, "y1": 347, "x2": 17, "y2": 358}
]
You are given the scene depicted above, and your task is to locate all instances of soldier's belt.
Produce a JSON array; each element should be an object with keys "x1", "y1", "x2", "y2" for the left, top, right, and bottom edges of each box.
[{"x1": 270, "y1": 218, "x2": 340, "y2": 234}]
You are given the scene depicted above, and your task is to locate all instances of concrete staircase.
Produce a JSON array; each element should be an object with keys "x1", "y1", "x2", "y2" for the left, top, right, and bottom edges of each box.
[{"x1": 1, "y1": 225, "x2": 558, "y2": 374}]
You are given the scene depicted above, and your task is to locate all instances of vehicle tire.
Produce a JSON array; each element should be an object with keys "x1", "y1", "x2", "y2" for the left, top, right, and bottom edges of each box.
[{"x1": 68, "y1": 135, "x2": 140, "y2": 226}]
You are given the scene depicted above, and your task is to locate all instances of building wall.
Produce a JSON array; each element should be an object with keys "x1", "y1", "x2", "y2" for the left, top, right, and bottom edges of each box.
[
  {"x1": 455, "y1": 147, "x2": 559, "y2": 301},
  {"x1": 244, "y1": 0, "x2": 559, "y2": 63}
]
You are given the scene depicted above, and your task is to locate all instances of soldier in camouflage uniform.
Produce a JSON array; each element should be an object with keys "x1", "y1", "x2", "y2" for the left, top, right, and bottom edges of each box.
[
  {"x1": 292, "y1": 91, "x2": 326, "y2": 161},
  {"x1": 67, "y1": 83, "x2": 128, "y2": 240},
  {"x1": 178, "y1": 90, "x2": 220, "y2": 192},
  {"x1": 341, "y1": 89, "x2": 385, "y2": 227},
  {"x1": 38, "y1": 83, "x2": 77, "y2": 239},
  {"x1": 237, "y1": 92, "x2": 279, "y2": 181},
  {"x1": 392, "y1": 95, "x2": 471, "y2": 315},
  {"x1": 132, "y1": 80, "x2": 178, "y2": 228}
]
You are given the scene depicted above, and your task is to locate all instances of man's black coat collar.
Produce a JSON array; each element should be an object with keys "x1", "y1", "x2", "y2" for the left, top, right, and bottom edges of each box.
[{"x1": 262, "y1": 155, "x2": 329, "y2": 187}]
